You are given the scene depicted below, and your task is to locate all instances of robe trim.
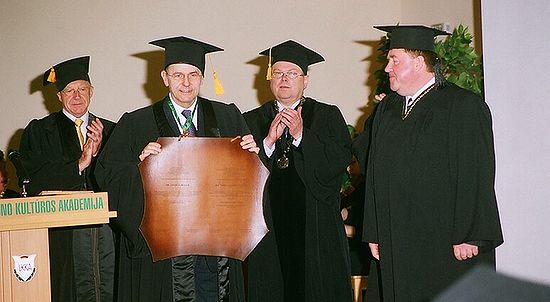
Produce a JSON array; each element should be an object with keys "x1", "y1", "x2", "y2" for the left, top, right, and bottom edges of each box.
[{"x1": 402, "y1": 83, "x2": 435, "y2": 120}]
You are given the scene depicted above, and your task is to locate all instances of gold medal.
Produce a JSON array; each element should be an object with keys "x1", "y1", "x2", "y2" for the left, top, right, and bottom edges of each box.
[{"x1": 277, "y1": 155, "x2": 289, "y2": 169}]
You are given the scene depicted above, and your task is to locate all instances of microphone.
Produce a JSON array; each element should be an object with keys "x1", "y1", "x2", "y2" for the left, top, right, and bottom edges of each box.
[{"x1": 7, "y1": 149, "x2": 30, "y2": 187}]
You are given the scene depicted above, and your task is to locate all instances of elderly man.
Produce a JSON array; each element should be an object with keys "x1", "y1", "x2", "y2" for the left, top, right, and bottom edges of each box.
[
  {"x1": 19, "y1": 56, "x2": 116, "y2": 302},
  {"x1": 95, "y1": 36, "x2": 258, "y2": 302},
  {"x1": 354, "y1": 25, "x2": 503, "y2": 302},
  {"x1": 244, "y1": 40, "x2": 352, "y2": 302}
]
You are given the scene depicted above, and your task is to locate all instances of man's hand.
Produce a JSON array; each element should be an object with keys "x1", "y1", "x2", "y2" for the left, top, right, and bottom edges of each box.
[
  {"x1": 78, "y1": 139, "x2": 95, "y2": 172},
  {"x1": 87, "y1": 119, "x2": 104, "y2": 157},
  {"x1": 374, "y1": 93, "x2": 387, "y2": 102},
  {"x1": 139, "y1": 142, "x2": 162, "y2": 162},
  {"x1": 341, "y1": 207, "x2": 349, "y2": 220},
  {"x1": 239, "y1": 134, "x2": 260, "y2": 154},
  {"x1": 280, "y1": 106, "x2": 303, "y2": 139},
  {"x1": 453, "y1": 243, "x2": 479, "y2": 261},
  {"x1": 369, "y1": 243, "x2": 380, "y2": 260},
  {"x1": 264, "y1": 113, "x2": 287, "y2": 149}
]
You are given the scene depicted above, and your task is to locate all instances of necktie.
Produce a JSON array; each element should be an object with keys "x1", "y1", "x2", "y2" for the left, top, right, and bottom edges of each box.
[
  {"x1": 181, "y1": 110, "x2": 197, "y2": 137},
  {"x1": 406, "y1": 97, "x2": 413, "y2": 109},
  {"x1": 74, "y1": 118, "x2": 85, "y2": 149}
]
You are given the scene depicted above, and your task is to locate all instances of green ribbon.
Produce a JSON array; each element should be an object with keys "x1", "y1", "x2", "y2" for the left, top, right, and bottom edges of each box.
[{"x1": 167, "y1": 99, "x2": 197, "y2": 133}]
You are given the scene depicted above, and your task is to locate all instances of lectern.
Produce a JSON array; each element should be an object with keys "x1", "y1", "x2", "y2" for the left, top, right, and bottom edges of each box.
[{"x1": 0, "y1": 192, "x2": 115, "y2": 302}]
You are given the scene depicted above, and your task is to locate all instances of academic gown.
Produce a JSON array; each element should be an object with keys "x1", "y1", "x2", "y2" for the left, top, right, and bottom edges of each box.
[
  {"x1": 19, "y1": 111, "x2": 116, "y2": 302},
  {"x1": 362, "y1": 83, "x2": 504, "y2": 302},
  {"x1": 340, "y1": 175, "x2": 371, "y2": 276},
  {"x1": 95, "y1": 96, "x2": 248, "y2": 302},
  {"x1": 243, "y1": 97, "x2": 353, "y2": 302}
]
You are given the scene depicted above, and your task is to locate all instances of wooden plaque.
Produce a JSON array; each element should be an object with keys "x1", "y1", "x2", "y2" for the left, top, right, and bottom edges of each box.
[{"x1": 138, "y1": 137, "x2": 269, "y2": 261}]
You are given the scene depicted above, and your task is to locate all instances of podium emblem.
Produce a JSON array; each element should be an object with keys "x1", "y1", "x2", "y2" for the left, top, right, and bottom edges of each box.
[{"x1": 12, "y1": 254, "x2": 36, "y2": 282}]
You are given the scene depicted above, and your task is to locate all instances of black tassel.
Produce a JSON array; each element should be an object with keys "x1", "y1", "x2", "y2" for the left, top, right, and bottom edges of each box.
[{"x1": 434, "y1": 61, "x2": 447, "y2": 89}]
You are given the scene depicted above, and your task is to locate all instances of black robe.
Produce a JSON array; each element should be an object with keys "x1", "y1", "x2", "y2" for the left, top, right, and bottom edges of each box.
[
  {"x1": 243, "y1": 97, "x2": 353, "y2": 302},
  {"x1": 360, "y1": 84, "x2": 503, "y2": 302},
  {"x1": 341, "y1": 174, "x2": 371, "y2": 276},
  {"x1": 95, "y1": 97, "x2": 249, "y2": 302},
  {"x1": 347, "y1": 109, "x2": 379, "y2": 276},
  {"x1": 19, "y1": 111, "x2": 116, "y2": 302},
  {"x1": 1, "y1": 189, "x2": 20, "y2": 198}
]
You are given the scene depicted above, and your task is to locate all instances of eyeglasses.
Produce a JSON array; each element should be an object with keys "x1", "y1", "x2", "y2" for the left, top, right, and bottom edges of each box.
[
  {"x1": 167, "y1": 71, "x2": 202, "y2": 82},
  {"x1": 271, "y1": 71, "x2": 304, "y2": 80},
  {"x1": 61, "y1": 86, "x2": 91, "y2": 97}
]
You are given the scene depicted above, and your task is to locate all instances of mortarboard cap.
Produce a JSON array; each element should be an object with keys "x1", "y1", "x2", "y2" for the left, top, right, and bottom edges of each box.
[
  {"x1": 259, "y1": 40, "x2": 324, "y2": 76},
  {"x1": 149, "y1": 36, "x2": 223, "y2": 73},
  {"x1": 43, "y1": 56, "x2": 91, "y2": 92},
  {"x1": 374, "y1": 25, "x2": 450, "y2": 52}
]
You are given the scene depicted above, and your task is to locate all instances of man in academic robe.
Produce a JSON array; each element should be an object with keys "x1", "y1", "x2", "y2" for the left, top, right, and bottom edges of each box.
[
  {"x1": 95, "y1": 36, "x2": 258, "y2": 302},
  {"x1": 243, "y1": 40, "x2": 353, "y2": 302},
  {"x1": 354, "y1": 25, "x2": 504, "y2": 302},
  {"x1": 19, "y1": 56, "x2": 116, "y2": 302}
]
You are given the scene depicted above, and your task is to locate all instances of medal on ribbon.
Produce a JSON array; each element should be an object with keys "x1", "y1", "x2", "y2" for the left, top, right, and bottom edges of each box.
[{"x1": 273, "y1": 98, "x2": 304, "y2": 169}]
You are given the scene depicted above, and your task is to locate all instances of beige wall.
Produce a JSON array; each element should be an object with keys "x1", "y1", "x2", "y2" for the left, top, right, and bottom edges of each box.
[
  {"x1": 482, "y1": 0, "x2": 550, "y2": 285},
  {"x1": 402, "y1": 0, "x2": 475, "y2": 28},
  {"x1": 401, "y1": 0, "x2": 481, "y2": 49},
  {"x1": 0, "y1": 0, "x2": 475, "y2": 184}
]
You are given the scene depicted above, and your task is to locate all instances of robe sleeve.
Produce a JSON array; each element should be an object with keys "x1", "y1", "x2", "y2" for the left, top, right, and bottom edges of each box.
[
  {"x1": 362, "y1": 98, "x2": 390, "y2": 244},
  {"x1": 294, "y1": 104, "x2": 352, "y2": 204},
  {"x1": 448, "y1": 93, "x2": 503, "y2": 250},
  {"x1": 243, "y1": 108, "x2": 275, "y2": 171},
  {"x1": 95, "y1": 112, "x2": 151, "y2": 258},
  {"x1": 19, "y1": 119, "x2": 84, "y2": 195},
  {"x1": 352, "y1": 107, "x2": 377, "y2": 175},
  {"x1": 227, "y1": 103, "x2": 251, "y2": 136}
]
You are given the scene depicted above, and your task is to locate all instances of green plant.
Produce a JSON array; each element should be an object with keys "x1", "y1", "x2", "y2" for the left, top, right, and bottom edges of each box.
[
  {"x1": 435, "y1": 25, "x2": 483, "y2": 95},
  {"x1": 373, "y1": 24, "x2": 484, "y2": 97},
  {"x1": 373, "y1": 35, "x2": 391, "y2": 96}
]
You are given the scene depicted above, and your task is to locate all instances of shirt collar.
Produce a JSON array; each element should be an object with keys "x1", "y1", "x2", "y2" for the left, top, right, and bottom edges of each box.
[
  {"x1": 169, "y1": 94, "x2": 198, "y2": 131},
  {"x1": 408, "y1": 77, "x2": 435, "y2": 101},
  {"x1": 169, "y1": 94, "x2": 198, "y2": 114},
  {"x1": 62, "y1": 109, "x2": 89, "y2": 124},
  {"x1": 276, "y1": 99, "x2": 301, "y2": 112}
]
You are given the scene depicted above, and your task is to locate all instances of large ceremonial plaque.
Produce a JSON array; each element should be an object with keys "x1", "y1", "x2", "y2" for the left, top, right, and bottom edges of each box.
[{"x1": 138, "y1": 137, "x2": 269, "y2": 261}]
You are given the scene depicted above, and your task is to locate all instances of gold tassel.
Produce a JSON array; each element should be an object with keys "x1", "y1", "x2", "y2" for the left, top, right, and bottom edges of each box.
[
  {"x1": 213, "y1": 71, "x2": 224, "y2": 95},
  {"x1": 209, "y1": 56, "x2": 224, "y2": 95},
  {"x1": 47, "y1": 67, "x2": 56, "y2": 83},
  {"x1": 266, "y1": 47, "x2": 272, "y2": 80}
]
